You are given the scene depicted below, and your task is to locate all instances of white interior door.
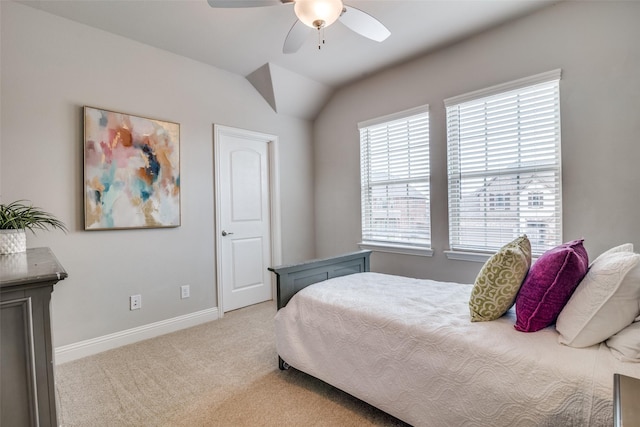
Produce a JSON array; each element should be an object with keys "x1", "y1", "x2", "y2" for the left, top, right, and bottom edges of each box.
[{"x1": 214, "y1": 125, "x2": 279, "y2": 313}]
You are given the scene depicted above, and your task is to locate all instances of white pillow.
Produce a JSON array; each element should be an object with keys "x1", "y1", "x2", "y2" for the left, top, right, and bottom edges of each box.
[
  {"x1": 590, "y1": 243, "x2": 634, "y2": 266},
  {"x1": 556, "y1": 245, "x2": 640, "y2": 348},
  {"x1": 607, "y1": 321, "x2": 640, "y2": 362}
]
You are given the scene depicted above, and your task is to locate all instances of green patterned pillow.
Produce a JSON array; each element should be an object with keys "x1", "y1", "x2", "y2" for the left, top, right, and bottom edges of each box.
[{"x1": 469, "y1": 235, "x2": 532, "y2": 322}]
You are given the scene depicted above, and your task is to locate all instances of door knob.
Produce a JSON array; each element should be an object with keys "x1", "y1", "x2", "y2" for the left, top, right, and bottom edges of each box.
[{"x1": 221, "y1": 230, "x2": 234, "y2": 236}]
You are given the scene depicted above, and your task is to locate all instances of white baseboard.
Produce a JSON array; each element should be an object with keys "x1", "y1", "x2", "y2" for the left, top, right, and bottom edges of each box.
[{"x1": 54, "y1": 307, "x2": 219, "y2": 364}]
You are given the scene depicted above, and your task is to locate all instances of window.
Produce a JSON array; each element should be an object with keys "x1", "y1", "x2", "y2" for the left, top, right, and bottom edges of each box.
[
  {"x1": 526, "y1": 220, "x2": 548, "y2": 247},
  {"x1": 445, "y1": 70, "x2": 562, "y2": 256},
  {"x1": 359, "y1": 106, "x2": 431, "y2": 255},
  {"x1": 489, "y1": 193, "x2": 511, "y2": 211},
  {"x1": 528, "y1": 191, "x2": 544, "y2": 209}
]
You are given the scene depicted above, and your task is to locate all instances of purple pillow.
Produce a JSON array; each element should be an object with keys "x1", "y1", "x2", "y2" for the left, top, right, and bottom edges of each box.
[{"x1": 515, "y1": 239, "x2": 589, "y2": 332}]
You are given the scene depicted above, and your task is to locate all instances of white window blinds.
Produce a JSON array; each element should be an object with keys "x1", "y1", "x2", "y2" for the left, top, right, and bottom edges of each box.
[
  {"x1": 445, "y1": 70, "x2": 562, "y2": 255},
  {"x1": 359, "y1": 106, "x2": 431, "y2": 249}
]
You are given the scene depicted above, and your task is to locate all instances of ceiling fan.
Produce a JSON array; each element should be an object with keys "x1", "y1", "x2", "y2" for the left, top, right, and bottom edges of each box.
[{"x1": 206, "y1": 0, "x2": 391, "y2": 53}]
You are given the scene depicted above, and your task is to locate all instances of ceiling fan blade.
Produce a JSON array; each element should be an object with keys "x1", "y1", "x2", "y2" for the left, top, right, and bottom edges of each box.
[
  {"x1": 207, "y1": 0, "x2": 285, "y2": 8},
  {"x1": 283, "y1": 19, "x2": 312, "y2": 54},
  {"x1": 339, "y1": 5, "x2": 390, "y2": 42}
]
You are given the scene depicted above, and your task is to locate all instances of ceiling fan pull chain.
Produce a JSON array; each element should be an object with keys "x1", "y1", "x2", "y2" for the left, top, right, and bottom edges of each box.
[{"x1": 318, "y1": 27, "x2": 326, "y2": 49}]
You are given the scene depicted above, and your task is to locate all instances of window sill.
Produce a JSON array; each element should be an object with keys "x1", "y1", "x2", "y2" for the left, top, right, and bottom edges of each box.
[
  {"x1": 358, "y1": 242, "x2": 434, "y2": 257},
  {"x1": 444, "y1": 250, "x2": 491, "y2": 263}
]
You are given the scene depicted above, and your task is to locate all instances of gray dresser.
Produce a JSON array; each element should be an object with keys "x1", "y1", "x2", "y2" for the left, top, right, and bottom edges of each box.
[{"x1": 1, "y1": 247, "x2": 67, "y2": 427}]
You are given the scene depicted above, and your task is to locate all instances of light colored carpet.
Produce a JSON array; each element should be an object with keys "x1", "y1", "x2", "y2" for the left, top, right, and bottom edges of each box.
[{"x1": 55, "y1": 301, "x2": 409, "y2": 426}]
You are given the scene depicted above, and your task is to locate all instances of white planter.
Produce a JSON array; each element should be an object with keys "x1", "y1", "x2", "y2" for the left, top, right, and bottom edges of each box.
[
  {"x1": 0, "y1": 229, "x2": 27, "y2": 254},
  {"x1": 1, "y1": 252, "x2": 28, "y2": 275}
]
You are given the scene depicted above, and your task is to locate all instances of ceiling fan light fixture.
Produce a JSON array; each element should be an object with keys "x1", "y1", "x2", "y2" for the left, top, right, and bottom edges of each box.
[{"x1": 294, "y1": 0, "x2": 344, "y2": 29}]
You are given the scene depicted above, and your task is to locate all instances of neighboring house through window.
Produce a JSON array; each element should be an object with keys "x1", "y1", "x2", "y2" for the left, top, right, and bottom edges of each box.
[
  {"x1": 359, "y1": 105, "x2": 432, "y2": 256},
  {"x1": 445, "y1": 70, "x2": 562, "y2": 257}
]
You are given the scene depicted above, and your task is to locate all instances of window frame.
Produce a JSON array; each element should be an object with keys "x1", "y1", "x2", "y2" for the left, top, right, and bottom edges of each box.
[
  {"x1": 358, "y1": 105, "x2": 433, "y2": 257},
  {"x1": 444, "y1": 70, "x2": 562, "y2": 261}
]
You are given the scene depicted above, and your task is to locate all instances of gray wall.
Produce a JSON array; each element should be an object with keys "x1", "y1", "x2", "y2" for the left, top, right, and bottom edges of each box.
[
  {"x1": 0, "y1": 2, "x2": 315, "y2": 347},
  {"x1": 314, "y1": 1, "x2": 640, "y2": 284},
  {"x1": 3, "y1": 0, "x2": 639, "y2": 349}
]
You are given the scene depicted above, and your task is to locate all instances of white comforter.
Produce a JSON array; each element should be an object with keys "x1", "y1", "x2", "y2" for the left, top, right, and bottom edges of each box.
[{"x1": 274, "y1": 272, "x2": 640, "y2": 427}]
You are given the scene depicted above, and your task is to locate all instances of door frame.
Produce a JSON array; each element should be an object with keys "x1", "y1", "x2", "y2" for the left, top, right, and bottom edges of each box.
[{"x1": 213, "y1": 124, "x2": 282, "y2": 316}]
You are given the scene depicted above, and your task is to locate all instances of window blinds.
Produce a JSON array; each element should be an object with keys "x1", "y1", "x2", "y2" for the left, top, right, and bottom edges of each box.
[
  {"x1": 446, "y1": 71, "x2": 562, "y2": 255},
  {"x1": 359, "y1": 106, "x2": 430, "y2": 248}
]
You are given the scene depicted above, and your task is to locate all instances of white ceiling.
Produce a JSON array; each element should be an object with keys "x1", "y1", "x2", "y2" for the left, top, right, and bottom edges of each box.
[{"x1": 18, "y1": 0, "x2": 558, "y2": 117}]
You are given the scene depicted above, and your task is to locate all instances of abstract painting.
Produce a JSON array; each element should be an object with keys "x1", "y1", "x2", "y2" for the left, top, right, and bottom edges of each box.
[{"x1": 84, "y1": 106, "x2": 180, "y2": 230}]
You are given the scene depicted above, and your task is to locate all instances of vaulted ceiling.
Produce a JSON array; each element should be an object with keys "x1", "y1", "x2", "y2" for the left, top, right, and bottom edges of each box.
[{"x1": 19, "y1": 0, "x2": 558, "y2": 118}]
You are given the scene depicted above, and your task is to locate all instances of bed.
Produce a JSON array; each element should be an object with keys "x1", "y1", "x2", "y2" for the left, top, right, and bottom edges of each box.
[{"x1": 269, "y1": 250, "x2": 640, "y2": 427}]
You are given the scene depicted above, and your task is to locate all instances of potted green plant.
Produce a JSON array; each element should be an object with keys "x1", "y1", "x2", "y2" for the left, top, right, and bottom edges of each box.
[{"x1": 0, "y1": 200, "x2": 67, "y2": 255}]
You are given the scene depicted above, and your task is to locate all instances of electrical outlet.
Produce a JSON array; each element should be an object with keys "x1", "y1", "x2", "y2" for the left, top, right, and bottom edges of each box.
[
  {"x1": 181, "y1": 285, "x2": 190, "y2": 299},
  {"x1": 130, "y1": 294, "x2": 141, "y2": 310}
]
